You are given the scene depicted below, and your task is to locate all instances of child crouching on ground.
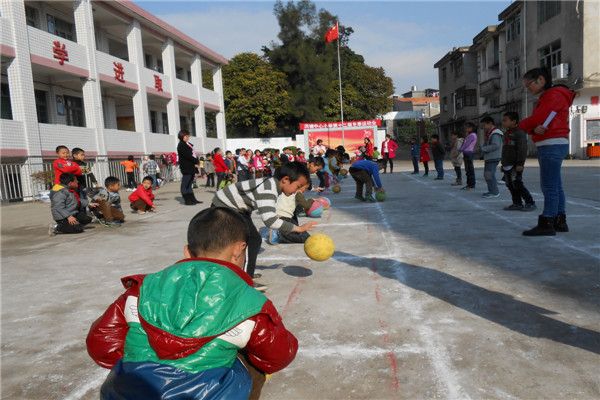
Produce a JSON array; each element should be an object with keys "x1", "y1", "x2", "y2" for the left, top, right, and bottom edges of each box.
[
  {"x1": 49, "y1": 173, "x2": 96, "y2": 235},
  {"x1": 86, "y1": 207, "x2": 298, "y2": 400},
  {"x1": 269, "y1": 184, "x2": 313, "y2": 245},
  {"x1": 128, "y1": 176, "x2": 155, "y2": 214},
  {"x1": 92, "y1": 176, "x2": 125, "y2": 226},
  {"x1": 349, "y1": 159, "x2": 385, "y2": 202}
]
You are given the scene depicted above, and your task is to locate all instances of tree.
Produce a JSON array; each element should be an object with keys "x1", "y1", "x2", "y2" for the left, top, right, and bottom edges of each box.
[{"x1": 222, "y1": 53, "x2": 291, "y2": 136}]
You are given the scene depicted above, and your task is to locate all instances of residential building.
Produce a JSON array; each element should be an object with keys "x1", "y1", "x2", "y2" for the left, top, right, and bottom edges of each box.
[
  {"x1": 0, "y1": 0, "x2": 228, "y2": 167},
  {"x1": 401, "y1": 86, "x2": 439, "y2": 98},
  {"x1": 392, "y1": 90, "x2": 440, "y2": 118},
  {"x1": 433, "y1": 47, "x2": 479, "y2": 142},
  {"x1": 472, "y1": 25, "x2": 503, "y2": 125}
]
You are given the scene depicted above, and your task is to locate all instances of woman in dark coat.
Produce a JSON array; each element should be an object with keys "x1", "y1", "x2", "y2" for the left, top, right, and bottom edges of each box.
[{"x1": 177, "y1": 130, "x2": 201, "y2": 205}]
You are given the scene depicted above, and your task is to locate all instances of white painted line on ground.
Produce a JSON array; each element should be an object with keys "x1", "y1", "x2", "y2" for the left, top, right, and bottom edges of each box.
[
  {"x1": 403, "y1": 172, "x2": 600, "y2": 261},
  {"x1": 259, "y1": 253, "x2": 396, "y2": 262},
  {"x1": 318, "y1": 222, "x2": 379, "y2": 227}
]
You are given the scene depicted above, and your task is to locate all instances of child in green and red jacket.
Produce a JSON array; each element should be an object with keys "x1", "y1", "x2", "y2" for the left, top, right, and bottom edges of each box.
[{"x1": 86, "y1": 207, "x2": 298, "y2": 400}]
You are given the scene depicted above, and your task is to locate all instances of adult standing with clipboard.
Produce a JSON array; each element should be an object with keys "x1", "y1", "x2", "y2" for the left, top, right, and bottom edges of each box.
[{"x1": 519, "y1": 68, "x2": 575, "y2": 236}]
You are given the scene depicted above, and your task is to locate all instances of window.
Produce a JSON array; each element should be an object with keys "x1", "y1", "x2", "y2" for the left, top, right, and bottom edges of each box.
[
  {"x1": 176, "y1": 67, "x2": 184, "y2": 80},
  {"x1": 481, "y1": 50, "x2": 487, "y2": 70},
  {"x1": 538, "y1": 1, "x2": 561, "y2": 25},
  {"x1": 179, "y1": 115, "x2": 188, "y2": 132},
  {"x1": 464, "y1": 89, "x2": 477, "y2": 107},
  {"x1": 205, "y1": 111, "x2": 217, "y2": 138},
  {"x1": 442, "y1": 96, "x2": 448, "y2": 112},
  {"x1": 191, "y1": 117, "x2": 196, "y2": 136},
  {"x1": 454, "y1": 57, "x2": 463, "y2": 77},
  {"x1": 156, "y1": 59, "x2": 163, "y2": 74},
  {"x1": 187, "y1": 70, "x2": 192, "y2": 83},
  {"x1": 442, "y1": 68, "x2": 447, "y2": 83},
  {"x1": 145, "y1": 54, "x2": 153, "y2": 69},
  {"x1": 492, "y1": 37, "x2": 499, "y2": 65},
  {"x1": 47, "y1": 15, "x2": 75, "y2": 41},
  {"x1": 25, "y1": 5, "x2": 39, "y2": 28},
  {"x1": 63, "y1": 95, "x2": 85, "y2": 127},
  {"x1": 507, "y1": 58, "x2": 521, "y2": 89},
  {"x1": 539, "y1": 40, "x2": 561, "y2": 69},
  {"x1": 150, "y1": 110, "x2": 157, "y2": 133},
  {"x1": 161, "y1": 112, "x2": 169, "y2": 134},
  {"x1": 35, "y1": 90, "x2": 48, "y2": 123},
  {"x1": 1, "y1": 83, "x2": 12, "y2": 120},
  {"x1": 506, "y1": 14, "x2": 521, "y2": 42}
]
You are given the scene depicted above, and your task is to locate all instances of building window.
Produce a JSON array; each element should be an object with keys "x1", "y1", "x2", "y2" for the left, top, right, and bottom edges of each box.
[
  {"x1": 47, "y1": 14, "x2": 76, "y2": 41},
  {"x1": 145, "y1": 54, "x2": 153, "y2": 69},
  {"x1": 506, "y1": 14, "x2": 521, "y2": 42},
  {"x1": 1, "y1": 83, "x2": 12, "y2": 120},
  {"x1": 150, "y1": 110, "x2": 157, "y2": 133},
  {"x1": 176, "y1": 67, "x2": 184, "y2": 80},
  {"x1": 454, "y1": 57, "x2": 463, "y2": 77},
  {"x1": 442, "y1": 68, "x2": 447, "y2": 83},
  {"x1": 187, "y1": 70, "x2": 192, "y2": 83},
  {"x1": 442, "y1": 96, "x2": 448, "y2": 112},
  {"x1": 179, "y1": 115, "x2": 189, "y2": 132},
  {"x1": 480, "y1": 50, "x2": 487, "y2": 70},
  {"x1": 35, "y1": 90, "x2": 48, "y2": 123},
  {"x1": 156, "y1": 59, "x2": 163, "y2": 74},
  {"x1": 539, "y1": 40, "x2": 561, "y2": 69},
  {"x1": 492, "y1": 37, "x2": 499, "y2": 65},
  {"x1": 462, "y1": 89, "x2": 477, "y2": 107},
  {"x1": 25, "y1": 5, "x2": 39, "y2": 28},
  {"x1": 538, "y1": 1, "x2": 561, "y2": 25},
  {"x1": 507, "y1": 58, "x2": 521, "y2": 89},
  {"x1": 191, "y1": 117, "x2": 196, "y2": 136},
  {"x1": 161, "y1": 112, "x2": 169, "y2": 134},
  {"x1": 205, "y1": 111, "x2": 217, "y2": 138},
  {"x1": 64, "y1": 95, "x2": 85, "y2": 127}
]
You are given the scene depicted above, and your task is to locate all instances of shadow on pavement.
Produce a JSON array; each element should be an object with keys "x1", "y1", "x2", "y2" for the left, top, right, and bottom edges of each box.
[
  {"x1": 283, "y1": 265, "x2": 313, "y2": 277},
  {"x1": 335, "y1": 251, "x2": 600, "y2": 355}
]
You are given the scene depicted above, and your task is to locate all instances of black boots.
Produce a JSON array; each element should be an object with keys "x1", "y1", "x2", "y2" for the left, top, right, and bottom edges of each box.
[
  {"x1": 183, "y1": 193, "x2": 202, "y2": 205},
  {"x1": 523, "y1": 215, "x2": 556, "y2": 236},
  {"x1": 554, "y1": 213, "x2": 569, "y2": 232}
]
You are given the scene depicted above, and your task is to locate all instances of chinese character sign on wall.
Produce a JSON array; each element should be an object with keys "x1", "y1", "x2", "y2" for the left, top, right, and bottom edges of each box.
[
  {"x1": 113, "y1": 62, "x2": 125, "y2": 83},
  {"x1": 154, "y1": 75, "x2": 163, "y2": 92},
  {"x1": 52, "y1": 41, "x2": 69, "y2": 65}
]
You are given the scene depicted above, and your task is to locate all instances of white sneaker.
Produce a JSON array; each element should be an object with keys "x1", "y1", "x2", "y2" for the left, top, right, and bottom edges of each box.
[{"x1": 48, "y1": 223, "x2": 57, "y2": 236}]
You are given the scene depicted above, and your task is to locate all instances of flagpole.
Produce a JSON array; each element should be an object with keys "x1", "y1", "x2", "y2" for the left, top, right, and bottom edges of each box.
[{"x1": 336, "y1": 22, "x2": 345, "y2": 147}]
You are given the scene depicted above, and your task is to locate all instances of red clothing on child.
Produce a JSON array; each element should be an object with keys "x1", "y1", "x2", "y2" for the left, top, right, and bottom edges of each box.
[
  {"x1": 420, "y1": 143, "x2": 431, "y2": 162},
  {"x1": 53, "y1": 158, "x2": 82, "y2": 184},
  {"x1": 128, "y1": 185, "x2": 155, "y2": 207}
]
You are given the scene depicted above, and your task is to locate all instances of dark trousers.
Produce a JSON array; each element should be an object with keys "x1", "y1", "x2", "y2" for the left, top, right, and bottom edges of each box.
[
  {"x1": 411, "y1": 156, "x2": 419, "y2": 173},
  {"x1": 349, "y1": 168, "x2": 373, "y2": 197},
  {"x1": 216, "y1": 172, "x2": 227, "y2": 189},
  {"x1": 181, "y1": 174, "x2": 194, "y2": 195},
  {"x1": 279, "y1": 216, "x2": 309, "y2": 244},
  {"x1": 126, "y1": 172, "x2": 136, "y2": 189},
  {"x1": 56, "y1": 211, "x2": 92, "y2": 234},
  {"x1": 316, "y1": 170, "x2": 326, "y2": 188},
  {"x1": 504, "y1": 169, "x2": 534, "y2": 206},
  {"x1": 241, "y1": 212, "x2": 262, "y2": 278},
  {"x1": 422, "y1": 161, "x2": 429, "y2": 175},
  {"x1": 454, "y1": 166, "x2": 462, "y2": 182},
  {"x1": 205, "y1": 173, "x2": 215, "y2": 187},
  {"x1": 463, "y1": 153, "x2": 475, "y2": 188},
  {"x1": 434, "y1": 159, "x2": 444, "y2": 178},
  {"x1": 382, "y1": 153, "x2": 393, "y2": 172},
  {"x1": 237, "y1": 169, "x2": 249, "y2": 182}
]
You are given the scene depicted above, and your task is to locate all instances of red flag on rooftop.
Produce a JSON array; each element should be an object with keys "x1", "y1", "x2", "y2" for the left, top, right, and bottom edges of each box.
[{"x1": 324, "y1": 22, "x2": 339, "y2": 43}]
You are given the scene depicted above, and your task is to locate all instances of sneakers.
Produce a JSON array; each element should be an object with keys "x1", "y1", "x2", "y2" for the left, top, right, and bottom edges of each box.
[
  {"x1": 267, "y1": 229, "x2": 279, "y2": 245},
  {"x1": 411, "y1": 172, "x2": 419, "y2": 175},
  {"x1": 354, "y1": 195, "x2": 366, "y2": 201},
  {"x1": 106, "y1": 221, "x2": 123, "y2": 227},
  {"x1": 522, "y1": 203, "x2": 537, "y2": 212},
  {"x1": 253, "y1": 283, "x2": 268, "y2": 292},
  {"x1": 482, "y1": 192, "x2": 500, "y2": 198},
  {"x1": 364, "y1": 195, "x2": 377, "y2": 203},
  {"x1": 48, "y1": 223, "x2": 57, "y2": 236},
  {"x1": 461, "y1": 186, "x2": 474, "y2": 191},
  {"x1": 504, "y1": 204, "x2": 524, "y2": 211},
  {"x1": 423, "y1": 173, "x2": 429, "y2": 177},
  {"x1": 451, "y1": 180, "x2": 462, "y2": 186}
]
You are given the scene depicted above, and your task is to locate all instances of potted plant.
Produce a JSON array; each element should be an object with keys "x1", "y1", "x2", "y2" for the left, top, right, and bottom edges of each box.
[{"x1": 30, "y1": 170, "x2": 54, "y2": 202}]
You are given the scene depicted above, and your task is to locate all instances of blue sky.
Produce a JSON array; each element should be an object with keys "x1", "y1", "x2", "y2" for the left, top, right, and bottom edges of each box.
[{"x1": 138, "y1": 1, "x2": 511, "y2": 94}]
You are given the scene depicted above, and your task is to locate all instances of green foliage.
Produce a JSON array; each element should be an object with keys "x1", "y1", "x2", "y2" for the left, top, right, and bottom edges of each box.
[
  {"x1": 222, "y1": 53, "x2": 291, "y2": 136},
  {"x1": 393, "y1": 120, "x2": 438, "y2": 144}
]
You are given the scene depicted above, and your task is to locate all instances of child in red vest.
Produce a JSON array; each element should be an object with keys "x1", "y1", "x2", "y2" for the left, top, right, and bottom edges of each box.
[
  {"x1": 128, "y1": 176, "x2": 155, "y2": 214},
  {"x1": 420, "y1": 137, "x2": 431, "y2": 176}
]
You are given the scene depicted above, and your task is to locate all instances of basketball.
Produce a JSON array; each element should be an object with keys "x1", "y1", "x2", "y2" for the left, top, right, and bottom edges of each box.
[
  {"x1": 340, "y1": 168, "x2": 348, "y2": 176},
  {"x1": 375, "y1": 191, "x2": 386, "y2": 202},
  {"x1": 306, "y1": 201, "x2": 324, "y2": 218},
  {"x1": 332, "y1": 184, "x2": 341, "y2": 193},
  {"x1": 304, "y1": 233, "x2": 335, "y2": 261}
]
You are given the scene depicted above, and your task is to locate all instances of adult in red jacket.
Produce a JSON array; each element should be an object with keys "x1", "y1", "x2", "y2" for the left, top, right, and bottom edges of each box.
[
  {"x1": 519, "y1": 68, "x2": 575, "y2": 236},
  {"x1": 364, "y1": 138, "x2": 374, "y2": 160},
  {"x1": 381, "y1": 134, "x2": 399, "y2": 173},
  {"x1": 212, "y1": 147, "x2": 229, "y2": 189}
]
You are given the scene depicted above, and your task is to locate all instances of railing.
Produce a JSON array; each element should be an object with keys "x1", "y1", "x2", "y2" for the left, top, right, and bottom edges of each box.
[{"x1": 0, "y1": 157, "x2": 181, "y2": 203}]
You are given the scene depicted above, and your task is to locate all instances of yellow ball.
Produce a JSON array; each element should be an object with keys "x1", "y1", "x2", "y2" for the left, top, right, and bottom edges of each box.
[
  {"x1": 332, "y1": 184, "x2": 341, "y2": 193},
  {"x1": 304, "y1": 233, "x2": 335, "y2": 261}
]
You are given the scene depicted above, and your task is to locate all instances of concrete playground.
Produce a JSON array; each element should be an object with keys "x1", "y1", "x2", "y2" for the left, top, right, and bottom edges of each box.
[{"x1": 1, "y1": 159, "x2": 599, "y2": 399}]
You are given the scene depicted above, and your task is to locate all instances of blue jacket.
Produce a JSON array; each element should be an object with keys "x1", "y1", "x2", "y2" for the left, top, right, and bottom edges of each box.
[
  {"x1": 410, "y1": 143, "x2": 420, "y2": 157},
  {"x1": 350, "y1": 160, "x2": 382, "y2": 188}
]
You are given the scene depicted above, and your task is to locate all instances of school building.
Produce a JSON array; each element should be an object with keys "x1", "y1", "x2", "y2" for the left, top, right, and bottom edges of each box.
[{"x1": 0, "y1": 0, "x2": 228, "y2": 165}]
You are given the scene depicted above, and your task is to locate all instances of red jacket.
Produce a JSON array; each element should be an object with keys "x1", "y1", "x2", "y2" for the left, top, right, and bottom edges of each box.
[
  {"x1": 381, "y1": 139, "x2": 398, "y2": 159},
  {"x1": 212, "y1": 153, "x2": 229, "y2": 173},
  {"x1": 365, "y1": 142, "x2": 374, "y2": 157},
  {"x1": 53, "y1": 158, "x2": 82, "y2": 184},
  {"x1": 420, "y1": 143, "x2": 431, "y2": 162},
  {"x1": 128, "y1": 185, "x2": 155, "y2": 207},
  {"x1": 519, "y1": 85, "x2": 575, "y2": 143},
  {"x1": 86, "y1": 265, "x2": 298, "y2": 374}
]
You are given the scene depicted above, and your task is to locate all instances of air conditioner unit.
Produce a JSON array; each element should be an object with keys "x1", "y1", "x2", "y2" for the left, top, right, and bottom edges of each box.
[{"x1": 551, "y1": 63, "x2": 570, "y2": 80}]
